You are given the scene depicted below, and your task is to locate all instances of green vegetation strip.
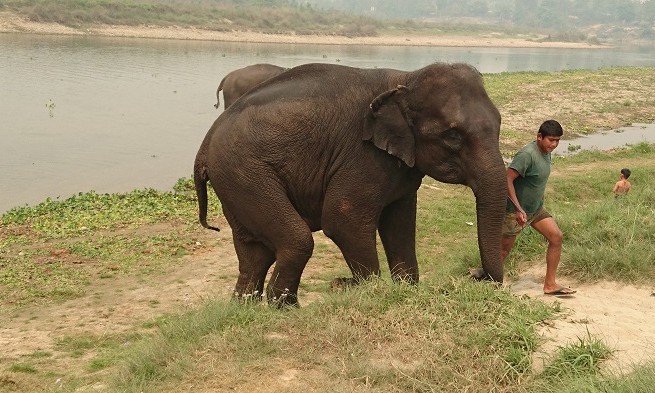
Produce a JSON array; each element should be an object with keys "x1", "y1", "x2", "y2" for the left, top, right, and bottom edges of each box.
[
  {"x1": 0, "y1": 179, "x2": 221, "y2": 305},
  {"x1": 3, "y1": 0, "x2": 384, "y2": 37}
]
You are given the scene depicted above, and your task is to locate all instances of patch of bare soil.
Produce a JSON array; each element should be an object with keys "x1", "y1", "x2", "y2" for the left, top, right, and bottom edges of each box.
[{"x1": 510, "y1": 264, "x2": 655, "y2": 374}]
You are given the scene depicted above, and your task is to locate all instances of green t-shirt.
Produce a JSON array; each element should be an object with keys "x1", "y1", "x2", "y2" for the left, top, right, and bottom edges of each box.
[{"x1": 507, "y1": 141, "x2": 551, "y2": 215}]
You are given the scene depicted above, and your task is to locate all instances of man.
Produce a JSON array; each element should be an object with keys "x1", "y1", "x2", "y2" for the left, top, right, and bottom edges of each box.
[{"x1": 472, "y1": 120, "x2": 576, "y2": 296}]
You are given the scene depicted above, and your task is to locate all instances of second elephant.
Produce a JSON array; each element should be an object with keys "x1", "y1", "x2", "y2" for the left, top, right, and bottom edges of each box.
[{"x1": 214, "y1": 63, "x2": 287, "y2": 109}]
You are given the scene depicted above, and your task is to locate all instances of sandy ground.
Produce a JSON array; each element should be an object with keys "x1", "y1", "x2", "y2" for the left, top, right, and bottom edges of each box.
[
  {"x1": 0, "y1": 10, "x2": 606, "y2": 49},
  {"x1": 510, "y1": 265, "x2": 655, "y2": 374}
]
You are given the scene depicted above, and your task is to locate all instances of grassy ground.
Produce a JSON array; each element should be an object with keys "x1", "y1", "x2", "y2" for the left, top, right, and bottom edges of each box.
[
  {"x1": 484, "y1": 67, "x2": 655, "y2": 153},
  {"x1": 1, "y1": 67, "x2": 655, "y2": 392}
]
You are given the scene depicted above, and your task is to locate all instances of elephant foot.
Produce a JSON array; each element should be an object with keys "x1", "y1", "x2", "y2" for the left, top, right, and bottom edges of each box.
[
  {"x1": 390, "y1": 273, "x2": 419, "y2": 284},
  {"x1": 468, "y1": 267, "x2": 494, "y2": 281},
  {"x1": 232, "y1": 289, "x2": 264, "y2": 304},
  {"x1": 267, "y1": 288, "x2": 300, "y2": 309},
  {"x1": 330, "y1": 277, "x2": 358, "y2": 290}
]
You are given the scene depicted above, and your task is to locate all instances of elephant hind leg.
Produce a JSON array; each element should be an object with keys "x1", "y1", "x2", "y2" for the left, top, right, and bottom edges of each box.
[
  {"x1": 222, "y1": 207, "x2": 275, "y2": 301},
  {"x1": 265, "y1": 225, "x2": 314, "y2": 307},
  {"x1": 235, "y1": 214, "x2": 313, "y2": 307},
  {"x1": 232, "y1": 235, "x2": 276, "y2": 302},
  {"x1": 221, "y1": 183, "x2": 315, "y2": 307}
]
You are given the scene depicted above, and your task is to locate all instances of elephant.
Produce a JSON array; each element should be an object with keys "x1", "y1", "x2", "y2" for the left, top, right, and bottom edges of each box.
[
  {"x1": 214, "y1": 63, "x2": 287, "y2": 109},
  {"x1": 195, "y1": 62, "x2": 507, "y2": 306}
]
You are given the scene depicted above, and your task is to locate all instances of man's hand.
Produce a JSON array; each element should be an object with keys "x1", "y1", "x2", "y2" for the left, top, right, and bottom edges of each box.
[{"x1": 515, "y1": 210, "x2": 527, "y2": 226}]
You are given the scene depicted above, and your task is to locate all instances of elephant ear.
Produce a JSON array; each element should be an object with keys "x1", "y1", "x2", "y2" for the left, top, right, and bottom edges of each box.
[{"x1": 363, "y1": 85, "x2": 415, "y2": 167}]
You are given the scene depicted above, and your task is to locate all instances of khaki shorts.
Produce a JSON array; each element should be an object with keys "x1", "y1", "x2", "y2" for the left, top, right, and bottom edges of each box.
[{"x1": 502, "y1": 207, "x2": 551, "y2": 237}]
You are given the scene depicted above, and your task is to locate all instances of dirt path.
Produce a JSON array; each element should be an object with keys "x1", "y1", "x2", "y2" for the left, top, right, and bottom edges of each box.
[{"x1": 510, "y1": 265, "x2": 655, "y2": 374}]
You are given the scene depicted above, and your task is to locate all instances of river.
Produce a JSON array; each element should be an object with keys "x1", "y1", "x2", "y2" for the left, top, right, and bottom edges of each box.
[{"x1": 1, "y1": 33, "x2": 655, "y2": 213}]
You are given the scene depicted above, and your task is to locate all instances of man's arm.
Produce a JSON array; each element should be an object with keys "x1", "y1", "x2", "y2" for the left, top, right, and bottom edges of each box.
[{"x1": 507, "y1": 168, "x2": 527, "y2": 225}]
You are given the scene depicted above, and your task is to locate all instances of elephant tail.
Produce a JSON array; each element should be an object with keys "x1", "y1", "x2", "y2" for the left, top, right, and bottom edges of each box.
[
  {"x1": 214, "y1": 77, "x2": 226, "y2": 109},
  {"x1": 194, "y1": 161, "x2": 220, "y2": 232}
]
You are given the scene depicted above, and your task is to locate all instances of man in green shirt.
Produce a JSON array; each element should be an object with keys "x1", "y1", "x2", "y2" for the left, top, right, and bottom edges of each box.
[
  {"x1": 471, "y1": 120, "x2": 576, "y2": 295},
  {"x1": 505, "y1": 120, "x2": 576, "y2": 296}
]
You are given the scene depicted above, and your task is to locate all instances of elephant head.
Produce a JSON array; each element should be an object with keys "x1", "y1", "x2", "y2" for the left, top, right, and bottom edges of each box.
[{"x1": 363, "y1": 64, "x2": 506, "y2": 281}]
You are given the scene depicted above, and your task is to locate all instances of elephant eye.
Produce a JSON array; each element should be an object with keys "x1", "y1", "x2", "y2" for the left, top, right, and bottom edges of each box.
[{"x1": 441, "y1": 128, "x2": 464, "y2": 151}]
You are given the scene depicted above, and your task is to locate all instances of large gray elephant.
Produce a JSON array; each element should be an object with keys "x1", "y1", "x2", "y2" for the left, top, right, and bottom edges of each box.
[
  {"x1": 195, "y1": 62, "x2": 507, "y2": 306},
  {"x1": 214, "y1": 63, "x2": 287, "y2": 109}
]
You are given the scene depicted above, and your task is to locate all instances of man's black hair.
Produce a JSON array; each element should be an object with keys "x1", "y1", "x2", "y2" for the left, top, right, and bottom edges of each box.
[
  {"x1": 621, "y1": 168, "x2": 631, "y2": 179},
  {"x1": 538, "y1": 120, "x2": 564, "y2": 138}
]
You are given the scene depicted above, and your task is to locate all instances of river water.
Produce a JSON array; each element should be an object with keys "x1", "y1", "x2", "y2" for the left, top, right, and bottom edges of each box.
[{"x1": 1, "y1": 33, "x2": 654, "y2": 213}]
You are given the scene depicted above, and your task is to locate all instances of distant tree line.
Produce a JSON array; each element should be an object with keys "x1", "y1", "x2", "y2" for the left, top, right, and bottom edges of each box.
[
  {"x1": 171, "y1": 0, "x2": 655, "y2": 40},
  {"x1": 299, "y1": 0, "x2": 655, "y2": 29},
  {"x1": 4, "y1": 0, "x2": 653, "y2": 40}
]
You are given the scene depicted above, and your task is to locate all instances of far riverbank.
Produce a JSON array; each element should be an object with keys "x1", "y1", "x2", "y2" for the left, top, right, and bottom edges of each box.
[{"x1": 0, "y1": 10, "x2": 607, "y2": 49}]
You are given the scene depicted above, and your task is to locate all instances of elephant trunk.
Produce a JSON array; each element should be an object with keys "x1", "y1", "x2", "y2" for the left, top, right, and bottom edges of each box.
[{"x1": 471, "y1": 161, "x2": 507, "y2": 282}]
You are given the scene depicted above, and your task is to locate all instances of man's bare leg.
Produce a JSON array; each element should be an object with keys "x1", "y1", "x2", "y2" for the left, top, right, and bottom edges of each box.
[
  {"x1": 501, "y1": 235, "x2": 517, "y2": 263},
  {"x1": 531, "y1": 217, "x2": 574, "y2": 294}
]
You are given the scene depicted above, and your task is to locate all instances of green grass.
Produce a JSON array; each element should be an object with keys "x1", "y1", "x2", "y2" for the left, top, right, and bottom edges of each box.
[
  {"x1": 541, "y1": 333, "x2": 613, "y2": 380},
  {"x1": 532, "y1": 361, "x2": 655, "y2": 393},
  {"x1": 2, "y1": 0, "x2": 386, "y2": 36},
  {"x1": 8, "y1": 363, "x2": 38, "y2": 374},
  {"x1": 1, "y1": 188, "x2": 200, "y2": 239},
  {"x1": 108, "y1": 279, "x2": 554, "y2": 392},
  {"x1": 0, "y1": 180, "x2": 222, "y2": 306}
]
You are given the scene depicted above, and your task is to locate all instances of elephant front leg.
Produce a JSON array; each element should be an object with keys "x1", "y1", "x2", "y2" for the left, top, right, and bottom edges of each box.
[
  {"x1": 378, "y1": 195, "x2": 419, "y2": 283},
  {"x1": 322, "y1": 209, "x2": 381, "y2": 286}
]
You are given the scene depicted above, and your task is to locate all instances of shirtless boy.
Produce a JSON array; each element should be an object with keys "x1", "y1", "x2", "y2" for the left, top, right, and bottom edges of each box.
[{"x1": 612, "y1": 168, "x2": 632, "y2": 197}]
